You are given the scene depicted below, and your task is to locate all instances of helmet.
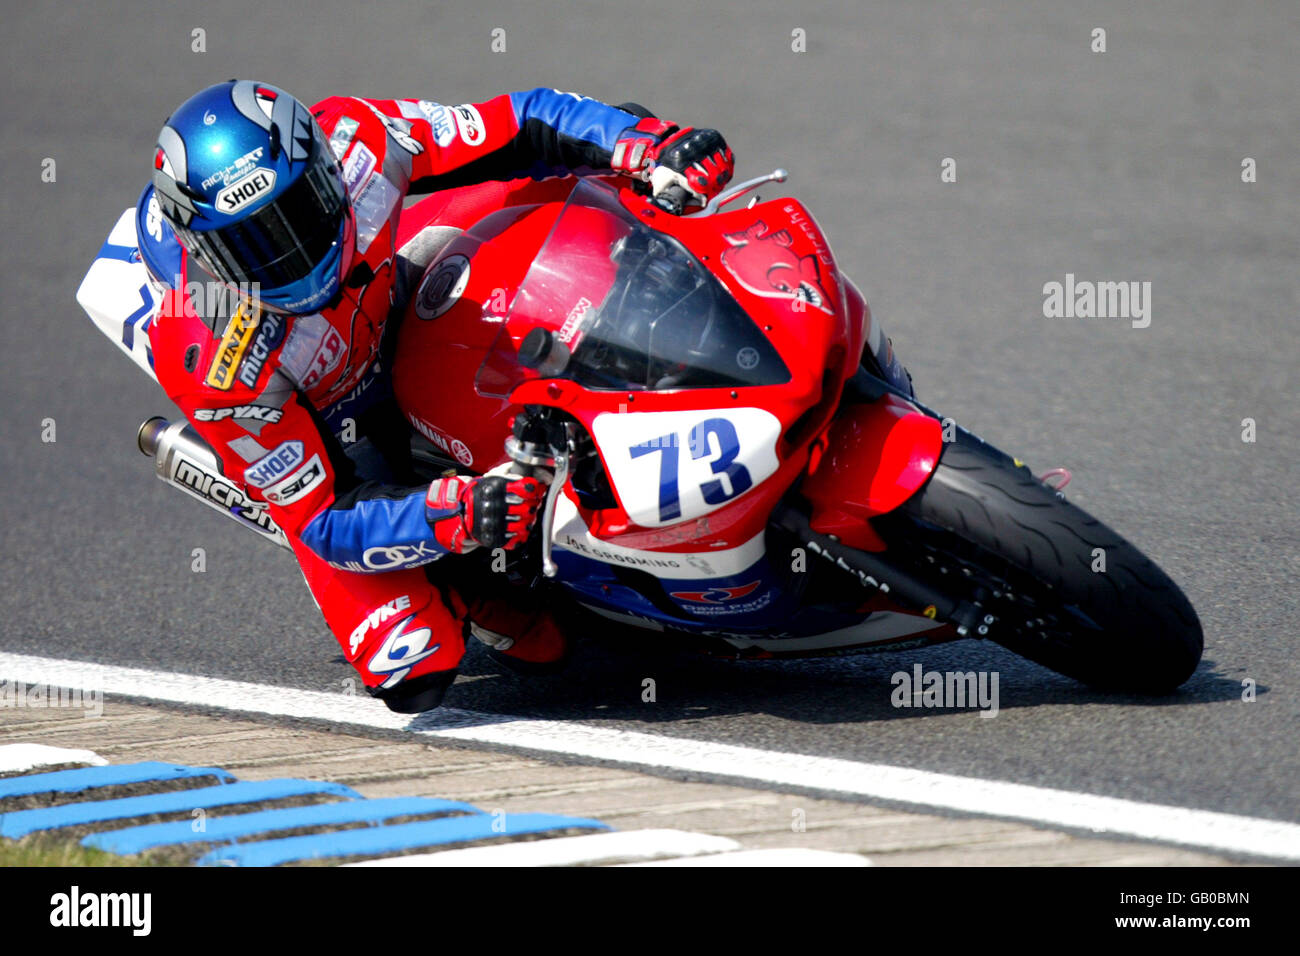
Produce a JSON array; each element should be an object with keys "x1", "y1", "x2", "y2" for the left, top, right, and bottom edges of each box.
[{"x1": 151, "y1": 80, "x2": 354, "y2": 314}]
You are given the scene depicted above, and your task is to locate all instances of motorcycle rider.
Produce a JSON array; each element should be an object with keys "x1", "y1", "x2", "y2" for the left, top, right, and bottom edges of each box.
[{"x1": 137, "y1": 80, "x2": 734, "y2": 713}]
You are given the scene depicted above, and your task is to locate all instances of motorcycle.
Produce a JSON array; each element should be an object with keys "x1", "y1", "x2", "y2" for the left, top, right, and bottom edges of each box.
[{"x1": 77, "y1": 168, "x2": 1203, "y2": 693}]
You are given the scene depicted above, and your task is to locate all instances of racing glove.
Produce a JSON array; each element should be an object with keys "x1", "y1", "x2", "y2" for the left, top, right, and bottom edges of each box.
[
  {"x1": 612, "y1": 118, "x2": 734, "y2": 208},
  {"x1": 425, "y1": 474, "x2": 546, "y2": 554}
]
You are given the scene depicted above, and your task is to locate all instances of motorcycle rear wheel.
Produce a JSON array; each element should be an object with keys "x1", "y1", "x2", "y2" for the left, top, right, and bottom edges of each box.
[{"x1": 888, "y1": 427, "x2": 1203, "y2": 693}]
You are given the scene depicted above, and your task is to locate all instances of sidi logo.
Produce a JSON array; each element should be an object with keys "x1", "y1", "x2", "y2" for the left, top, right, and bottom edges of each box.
[{"x1": 49, "y1": 886, "x2": 151, "y2": 936}]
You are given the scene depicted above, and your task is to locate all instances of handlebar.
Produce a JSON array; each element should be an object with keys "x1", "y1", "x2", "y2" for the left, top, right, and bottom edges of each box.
[{"x1": 653, "y1": 183, "x2": 693, "y2": 216}]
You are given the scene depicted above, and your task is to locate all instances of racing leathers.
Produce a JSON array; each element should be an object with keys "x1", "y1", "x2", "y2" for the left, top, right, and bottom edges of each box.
[{"x1": 136, "y1": 89, "x2": 726, "y2": 712}]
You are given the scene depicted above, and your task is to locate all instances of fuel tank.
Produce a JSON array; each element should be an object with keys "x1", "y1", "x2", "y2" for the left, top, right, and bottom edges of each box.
[{"x1": 391, "y1": 181, "x2": 577, "y2": 474}]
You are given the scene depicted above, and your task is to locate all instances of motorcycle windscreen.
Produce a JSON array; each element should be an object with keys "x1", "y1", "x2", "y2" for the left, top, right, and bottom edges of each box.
[{"x1": 476, "y1": 178, "x2": 789, "y2": 398}]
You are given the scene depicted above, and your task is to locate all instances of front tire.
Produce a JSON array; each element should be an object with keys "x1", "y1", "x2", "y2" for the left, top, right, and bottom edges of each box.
[{"x1": 888, "y1": 427, "x2": 1203, "y2": 692}]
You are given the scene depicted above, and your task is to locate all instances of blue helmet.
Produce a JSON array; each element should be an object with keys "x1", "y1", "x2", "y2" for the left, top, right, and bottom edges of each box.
[{"x1": 152, "y1": 80, "x2": 354, "y2": 314}]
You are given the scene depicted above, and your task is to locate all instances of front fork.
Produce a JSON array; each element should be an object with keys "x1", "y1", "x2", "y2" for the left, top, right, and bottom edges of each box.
[
  {"x1": 790, "y1": 371, "x2": 997, "y2": 638},
  {"x1": 771, "y1": 503, "x2": 993, "y2": 638}
]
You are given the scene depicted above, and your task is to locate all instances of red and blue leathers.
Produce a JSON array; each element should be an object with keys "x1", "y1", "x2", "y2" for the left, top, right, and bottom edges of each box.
[{"x1": 136, "y1": 90, "x2": 674, "y2": 702}]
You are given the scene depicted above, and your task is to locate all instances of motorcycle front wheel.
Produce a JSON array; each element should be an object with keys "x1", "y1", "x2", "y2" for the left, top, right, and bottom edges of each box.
[{"x1": 880, "y1": 425, "x2": 1204, "y2": 693}]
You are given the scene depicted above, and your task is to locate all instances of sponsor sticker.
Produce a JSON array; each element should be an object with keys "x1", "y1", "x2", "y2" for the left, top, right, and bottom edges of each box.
[
  {"x1": 244, "y1": 440, "x2": 305, "y2": 489},
  {"x1": 557, "y1": 297, "x2": 592, "y2": 343},
  {"x1": 720, "y1": 218, "x2": 834, "y2": 315},
  {"x1": 358, "y1": 541, "x2": 442, "y2": 572},
  {"x1": 669, "y1": 581, "x2": 763, "y2": 605},
  {"x1": 668, "y1": 581, "x2": 774, "y2": 616},
  {"x1": 559, "y1": 534, "x2": 682, "y2": 570},
  {"x1": 205, "y1": 302, "x2": 261, "y2": 390},
  {"x1": 342, "y1": 143, "x2": 377, "y2": 197},
  {"x1": 171, "y1": 453, "x2": 282, "y2": 540},
  {"x1": 452, "y1": 104, "x2": 486, "y2": 146},
  {"x1": 417, "y1": 101, "x2": 456, "y2": 147},
  {"x1": 327, "y1": 542, "x2": 443, "y2": 573},
  {"x1": 450, "y1": 439, "x2": 473, "y2": 467},
  {"x1": 409, "y1": 415, "x2": 473, "y2": 466},
  {"x1": 200, "y1": 146, "x2": 266, "y2": 191},
  {"x1": 329, "y1": 116, "x2": 360, "y2": 159},
  {"x1": 145, "y1": 193, "x2": 164, "y2": 241},
  {"x1": 193, "y1": 404, "x2": 284, "y2": 424},
  {"x1": 415, "y1": 254, "x2": 471, "y2": 320},
  {"x1": 349, "y1": 595, "x2": 413, "y2": 653},
  {"x1": 281, "y1": 314, "x2": 347, "y2": 391},
  {"x1": 367, "y1": 616, "x2": 440, "y2": 689},
  {"x1": 300, "y1": 327, "x2": 346, "y2": 390},
  {"x1": 262, "y1": 454, "x2": 325, "y2": 505},
  {"x1": 285, "y1": 279, "x2": 338, "y2": 313},
  {"x1": 235, "y1": 312, "x2": 287, "y2": 388},
  {"x1": 215, "y1": 168, "x2": 276, "y2": 214}
]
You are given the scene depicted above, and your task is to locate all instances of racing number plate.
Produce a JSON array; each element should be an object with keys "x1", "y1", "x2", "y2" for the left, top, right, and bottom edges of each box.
[{"x1": 590, "y1": 408, "x2": 781, "y2": 528}]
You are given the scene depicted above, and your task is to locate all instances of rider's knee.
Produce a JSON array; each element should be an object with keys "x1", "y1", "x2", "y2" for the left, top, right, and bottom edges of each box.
[
  {"x1": 343, "y1": 587, "x2": 466, "y2": 713},
  {"x1": 369, "y1": 666, "x2": 459, "y2": 714}
]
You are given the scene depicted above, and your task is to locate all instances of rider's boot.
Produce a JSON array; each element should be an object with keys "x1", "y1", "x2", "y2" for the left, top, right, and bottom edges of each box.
[{"x1": 465, "y1": 597, "x2": 569, "y2": 674}]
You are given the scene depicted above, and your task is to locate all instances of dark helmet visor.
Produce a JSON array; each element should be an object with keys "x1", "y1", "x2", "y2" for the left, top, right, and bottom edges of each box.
[{"x1": 176, "y1": 155, "x2": 346, "y2": 290}]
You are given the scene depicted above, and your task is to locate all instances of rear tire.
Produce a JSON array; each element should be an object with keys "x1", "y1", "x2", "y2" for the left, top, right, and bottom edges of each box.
[{"x1": 892, "y1": 427, "x2": 1203, "y2": 692}]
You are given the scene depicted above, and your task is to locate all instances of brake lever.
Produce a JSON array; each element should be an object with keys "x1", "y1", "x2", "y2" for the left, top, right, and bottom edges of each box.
[{"x1": 539, "y1": 422, "x2": 576, "y2": 578}]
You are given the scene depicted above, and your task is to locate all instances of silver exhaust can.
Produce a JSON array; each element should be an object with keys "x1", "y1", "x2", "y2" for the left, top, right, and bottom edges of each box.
[{"x1": 138, "y1": 417, "x2": 289, "y2": 549}]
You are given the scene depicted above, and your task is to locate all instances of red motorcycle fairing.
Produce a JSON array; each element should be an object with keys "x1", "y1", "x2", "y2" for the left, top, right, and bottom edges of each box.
[
  {"x1": 843, "y1": 279, "x2": 909, "y2": 396},
  {"x1": 400, "y1": 178, "x2": 861, "y2": 552},
  {"x1": 512, "y1": 189, "x2": 860, "y2": 558},
  {"x1": 800, "y1": 393, "x2": 943, "y2": 553},
  {"x1": 392, "y1": 175, "x2": 950, "y2": 648},
  {"x1": 391, "y1": 177, "x2": 580, "y2": 474}
]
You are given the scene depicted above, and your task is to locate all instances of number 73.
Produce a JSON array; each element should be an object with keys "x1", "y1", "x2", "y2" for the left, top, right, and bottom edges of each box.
[{"x1": 630, "y1": 417, "x2": 753, "y2": 523}]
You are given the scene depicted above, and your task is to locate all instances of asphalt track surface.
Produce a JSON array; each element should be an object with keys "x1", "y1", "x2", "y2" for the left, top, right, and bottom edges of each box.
[{"x1": 2, "y1": 1, "x2": 1297, "y2": 829}]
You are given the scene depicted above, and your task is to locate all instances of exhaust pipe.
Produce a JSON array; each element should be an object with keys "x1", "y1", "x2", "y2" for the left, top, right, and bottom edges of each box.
[{"x1": 137, "y1": 417, "x2": 289, "y2": 549}]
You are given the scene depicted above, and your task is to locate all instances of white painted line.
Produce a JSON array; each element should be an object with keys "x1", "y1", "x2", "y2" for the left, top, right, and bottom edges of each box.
[
  {"x1": 622, "y1": 849, "x2": 873, "y2": 867},
  {"x1": 2, "y1": 652, "x2": 1297, "y2": 862},
  {"x1": 0, "y1": 743, "x2": 107, "y2": 774},
  {"x1": 345, "y1": 829, "x2": 741, "y2": 867}
]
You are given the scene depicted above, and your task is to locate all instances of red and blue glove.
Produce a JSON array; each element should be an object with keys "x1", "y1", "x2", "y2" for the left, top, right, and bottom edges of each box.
[
  {"x1": 425, "y1": 474, "x2": 545, "y2": 553},
  {"x1": 612, "y1": 118, "x2": 734, "y2": 208}
]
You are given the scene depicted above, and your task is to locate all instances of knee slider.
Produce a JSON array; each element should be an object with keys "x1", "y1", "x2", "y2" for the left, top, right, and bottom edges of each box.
[{"x1": 369, "y1": 668, "x2": 458, "y2": 714}]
